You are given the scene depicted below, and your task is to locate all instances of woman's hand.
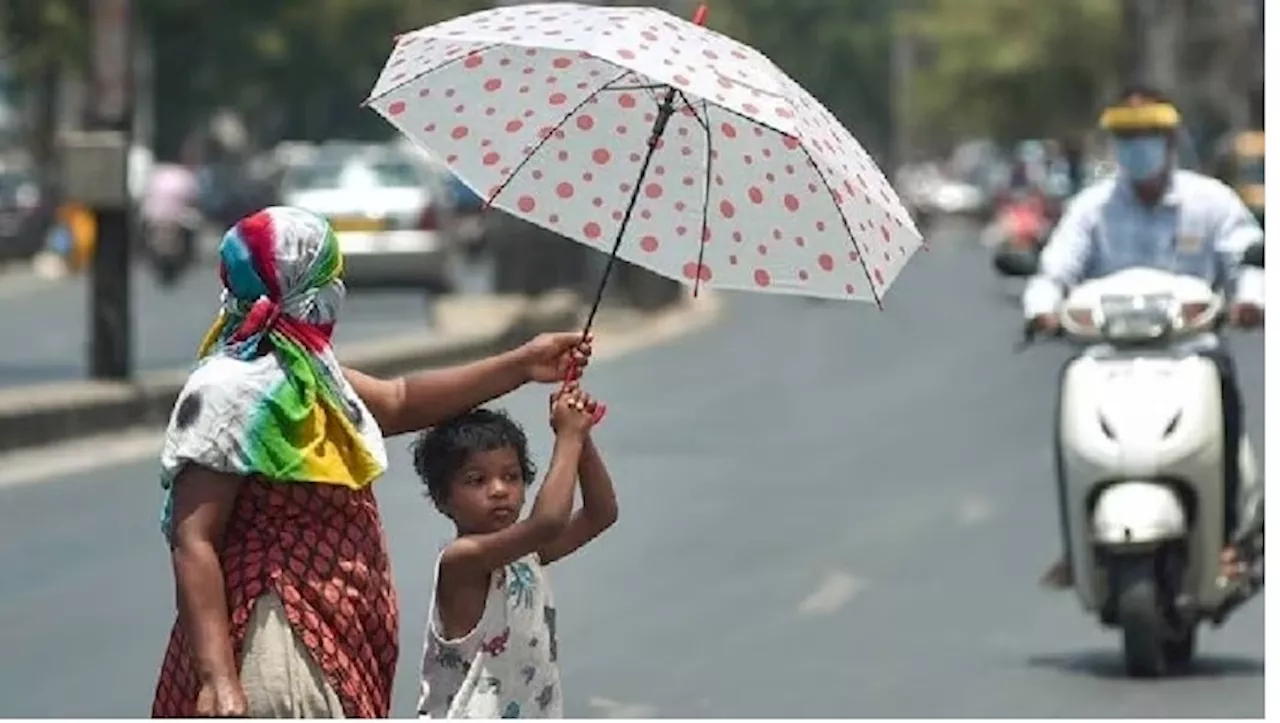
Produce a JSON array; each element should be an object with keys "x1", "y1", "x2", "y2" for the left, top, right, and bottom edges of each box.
[
  {"x1": 195, "y1": 675, "x2": 248, "y2": 717},
  {"x1": 520, "y1": 332, "x2": 593, "y2": 384}
]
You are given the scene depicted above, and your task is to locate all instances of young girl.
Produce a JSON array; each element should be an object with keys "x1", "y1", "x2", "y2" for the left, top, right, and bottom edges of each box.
[{"x1": 412, "y1": 383, "x2": 617, "y2": 718}]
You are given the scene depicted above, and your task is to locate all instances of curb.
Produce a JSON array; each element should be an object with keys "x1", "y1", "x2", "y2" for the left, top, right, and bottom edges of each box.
[{"x1": 0, "y1": 292, "x2": 583, "y2": 455}]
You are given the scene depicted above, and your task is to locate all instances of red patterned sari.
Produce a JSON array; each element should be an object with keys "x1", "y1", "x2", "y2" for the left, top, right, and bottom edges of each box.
[{"x1": 151, "y1": 479, "x2": 399, "y2": 718}]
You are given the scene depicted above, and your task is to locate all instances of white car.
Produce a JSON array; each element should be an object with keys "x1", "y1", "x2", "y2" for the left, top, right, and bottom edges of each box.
[{"x1": 280, "y1": 148, "x2": 462, "y2": 295}]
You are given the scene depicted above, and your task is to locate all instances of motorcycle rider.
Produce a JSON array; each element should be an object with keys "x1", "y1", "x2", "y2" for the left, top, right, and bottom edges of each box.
[{"x1": 1024, "y1": 85, "x2": 1265, "y2": 589}]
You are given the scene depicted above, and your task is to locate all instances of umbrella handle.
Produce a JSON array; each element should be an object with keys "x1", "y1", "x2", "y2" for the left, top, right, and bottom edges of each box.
[{"x1": 692, "y1": 4, "x2": 709, "y2": 26}]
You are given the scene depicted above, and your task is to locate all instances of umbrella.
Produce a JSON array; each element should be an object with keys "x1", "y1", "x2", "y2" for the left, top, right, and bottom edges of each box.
[{"x1": 365, "y1": 2, "x2": 923, "y2": 331}]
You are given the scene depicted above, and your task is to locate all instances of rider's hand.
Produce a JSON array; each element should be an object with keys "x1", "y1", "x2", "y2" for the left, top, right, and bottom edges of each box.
[
  {"x1": 1229, "y1": 302, "x2": 1264, "y2": 329},
  {"x1": 1032, "y1": 313, "x2": 1061, "y2": 334}
]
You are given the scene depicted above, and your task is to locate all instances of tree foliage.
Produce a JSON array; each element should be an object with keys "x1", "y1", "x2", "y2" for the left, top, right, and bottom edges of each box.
[
  {"x1": 902, "y1": 0, "x2": 1123, "y2": 145},
  {"x1": 1, "y1": 0, "x2": 1126, "y2": 158}
]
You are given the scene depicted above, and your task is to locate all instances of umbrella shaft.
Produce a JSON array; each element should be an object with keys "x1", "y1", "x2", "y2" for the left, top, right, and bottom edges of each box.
[{"x1": 581, "y1": 87, "x2": 679, "y2": 336}]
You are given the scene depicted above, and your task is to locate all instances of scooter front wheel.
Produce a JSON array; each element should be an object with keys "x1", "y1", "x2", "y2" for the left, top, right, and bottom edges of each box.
[{"x1": 1114, "y1": 557, "x2": 1169, "y2": 677}]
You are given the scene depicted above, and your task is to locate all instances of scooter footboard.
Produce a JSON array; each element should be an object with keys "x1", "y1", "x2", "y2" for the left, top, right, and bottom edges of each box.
[{"x1": 1092, "y1": 481, "x2": 1188, "y2": 545}]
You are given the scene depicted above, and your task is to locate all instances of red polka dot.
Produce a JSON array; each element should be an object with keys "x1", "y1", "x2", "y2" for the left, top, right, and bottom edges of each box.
[
  {"x1": 552, "y1": 57, "x2": 573, "y2": 69},
  {"x1": 818, "y1": 253, "x2": 835, "y2": 272},
  {"x1": 721, "y1": 122, "x2": 737, "y2": 139},
  {"x1": 619, "y1": 94, "x2": 637, "y2": 109},
  {"x1": 584, "y1": 222, "x2": 603, "y2": 239},
  {"x1": 794, "y1": 236, "x2": 806, "y2": 247},
  {"x1": 644, "y1": 183, "x2": 663, "y2": 199},
  {"x1": 799, "y1": 270, "x2": 810, "y2": 281},
  {"x1": 748, "y1": 187, "x2": 764, "y2": 204},
  {"x1": 783, "y1": 194, "x2": 800, "y2": 212},
  {"x1": 729, "y1": 254, "x2": 739, "y2": 265},
  {"x1": 719, "y1": 200, "x2": 736, "y2": 218},
  {"x1": 517, "y1": 196, "x2": 536, "y2": 213},
  {"x1": 505, "y1": 120, "x2": 523, "y2": 133},
  {"x1": 783, "y1": 136, "x2": 800, "y2": 150},
  {"x1": 618, "y1": 49, "x2": 636, "y2": 60},
  {"x1": 753, "y1": 269, "x2": 772, "y2": 288},
  {"x1": 592, "y1": 148, "x2": 611, "y2": 164},
  {"x1": 556, "y1": 182, "x2": 574, "y2": 199},
  {"x1": 483, "y1": 152, "x2": 501, "y2": 166},
  {"x1": 451, "y1": 126, "x2": 469, "y2": 140},
  {"x1": 549, "y1": 92, "x2": 568, "y2": 105},
  {"x1": 549, "y1": 214, "x2": 560, "y2": 224},
  {"x1": 484, "y1": 78, "x2": 502, "y2": 92},
  {"x1": 387, "y1": 101, "x2": 406, "y2": 116},
  {"x1": 464, "y1": 54, "x2": 483, "y2": 69},
  {"x1": 881, "y1": 226, "x2": 891, "y2": 242},
  {"x1": 757, "y1": 244, "x2": 768, "y2": 256},
  {"x1": 682, "y1": 262, "x2": 713, "y2": 282},
  {"x1": 576, "y1": 115, "x2": 595, "y2": 131},
  {"x1": 673, "y1": 74, "x2": 691, "y2": 86},
  {"x1": 640, "y1": 236, "x2": 659, "y2": 253},
  {"x1": 845, "y1": 284, "x2": 856, "y2": 295},
  {"x1": 816, "y1": 220, "x2": 827, "y2": 232},
  {"x1": 874, "y1": 269, "x2": 884, "y2": 285}
]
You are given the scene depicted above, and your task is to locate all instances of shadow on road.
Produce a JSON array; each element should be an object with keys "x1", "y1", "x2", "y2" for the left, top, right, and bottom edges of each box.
[{"x1": 1026, "y1": 650, "x2": 1265, "y2": 681}]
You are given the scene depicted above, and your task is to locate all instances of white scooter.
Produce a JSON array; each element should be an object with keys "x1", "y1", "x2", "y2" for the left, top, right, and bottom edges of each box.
[{"x1": 1012, "y1": 263, "x2": 1264, "y2": 677}]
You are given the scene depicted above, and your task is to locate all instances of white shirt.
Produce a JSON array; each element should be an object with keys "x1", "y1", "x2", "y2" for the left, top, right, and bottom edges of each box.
[{"x1": 1023, "y1": 169, "x2": 1265, "y2": 318}]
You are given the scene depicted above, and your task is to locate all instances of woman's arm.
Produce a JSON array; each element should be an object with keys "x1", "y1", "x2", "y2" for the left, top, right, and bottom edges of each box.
[
  {"x1": 538, "y1": 435, "x2": 619, "y2": 565},
  {"x1": 344, "y1": 350, "x2": 528, "y2": 437},
  {"x1": 169, "y1": 466, "x2": 244, "y2": 687},
  {"x1": 344, "y1": 332, "x2": 590, "y2": 436}
]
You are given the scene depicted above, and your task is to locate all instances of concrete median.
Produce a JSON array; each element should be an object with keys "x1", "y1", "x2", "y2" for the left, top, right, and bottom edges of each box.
[{"x1": 0, "y1": 291, "x2": 583, "y2": 454}]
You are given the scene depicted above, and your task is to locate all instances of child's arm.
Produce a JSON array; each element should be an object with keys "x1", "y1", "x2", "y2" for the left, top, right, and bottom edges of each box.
[
  {"x1": 539, "y1": 435, "x2": 619, "y2": 565},
  {"x1": 439, "y1": 388, "x2": 595, "y2": 583}
]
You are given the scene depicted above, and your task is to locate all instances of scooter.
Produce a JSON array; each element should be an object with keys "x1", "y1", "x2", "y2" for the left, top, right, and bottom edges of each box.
[{"x1": 1003, "y1": 257, "x2": 1264, "y2": 677}]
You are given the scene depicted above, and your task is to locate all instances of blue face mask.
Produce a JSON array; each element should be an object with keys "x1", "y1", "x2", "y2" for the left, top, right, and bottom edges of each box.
[{"x1": 1113, "y1": 136, "x2": 1169, "y2": 183}]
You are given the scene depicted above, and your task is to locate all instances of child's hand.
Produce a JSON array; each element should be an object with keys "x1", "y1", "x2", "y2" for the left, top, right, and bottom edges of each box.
[{"x1": 550, "y1": 383, "x2": 603, "y2": 437}]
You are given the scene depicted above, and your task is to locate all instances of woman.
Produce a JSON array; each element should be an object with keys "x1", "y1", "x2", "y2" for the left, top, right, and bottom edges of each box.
[{"x1": 150, "y1": 206, "x2": 590, "y2": 718}]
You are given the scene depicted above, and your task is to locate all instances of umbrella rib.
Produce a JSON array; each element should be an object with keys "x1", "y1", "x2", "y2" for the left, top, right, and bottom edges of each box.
[
  {"x1": 481, "y1": 69, "x2": 633, "y2": 209},
  {"x1": 678, "y1": 93, "x2": 714, "y2": 299},
  {"x1": 363, "y1": 42, "x2": 503, "y2": 107},
  {"x1": 598, "y1": 83, "x2": 669, "y2": 92},
  {"x1": 795, "y1": 146, "x2": 884, "y2": 310}
]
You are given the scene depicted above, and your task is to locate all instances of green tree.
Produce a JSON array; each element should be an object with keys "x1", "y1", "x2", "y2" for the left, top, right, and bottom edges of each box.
[{"x1": 903, "y1": 0, "x2": 1122, "y2": 146}]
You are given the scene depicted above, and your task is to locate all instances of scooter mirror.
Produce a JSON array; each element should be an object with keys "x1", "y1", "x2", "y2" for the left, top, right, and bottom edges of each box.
[
  {"x1": 992, "y1": 248, "x2": 1039, "y2": 278},
  {"x1": 1241, "y1": 242, "x2": 1264, "y2": 269}
]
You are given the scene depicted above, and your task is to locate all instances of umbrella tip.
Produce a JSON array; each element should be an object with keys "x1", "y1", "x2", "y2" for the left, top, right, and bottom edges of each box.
[{"x1": 692, "y1": 4, "x2": 708, "y2": 26}]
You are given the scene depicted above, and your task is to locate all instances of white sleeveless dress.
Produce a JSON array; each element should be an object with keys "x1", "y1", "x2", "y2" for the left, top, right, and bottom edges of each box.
[{"x1": 418, "y1": 552, "x2": 563, "y2": 719}]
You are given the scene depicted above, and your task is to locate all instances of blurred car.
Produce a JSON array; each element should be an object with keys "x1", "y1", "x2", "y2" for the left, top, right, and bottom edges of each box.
[
  {"x1": 0, "y1": 168, "x2": 52, "y2": 263},
  {"x1": 279, "y1": 145, "x2": 464, "y2": 296}
]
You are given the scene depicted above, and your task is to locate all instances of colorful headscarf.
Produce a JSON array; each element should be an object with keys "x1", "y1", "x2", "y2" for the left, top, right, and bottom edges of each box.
[{"x1": 159, "y1": 207, "x2": 388, "y2": 537}]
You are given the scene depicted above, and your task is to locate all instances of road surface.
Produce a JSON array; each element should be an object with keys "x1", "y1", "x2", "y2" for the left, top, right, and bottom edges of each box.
[
  {"x1": 0, "y1": 223, "x2": 1264, "y2": 717},
  {"x1": 0, "y1": 259, "x2": 486, "y2": 387}
]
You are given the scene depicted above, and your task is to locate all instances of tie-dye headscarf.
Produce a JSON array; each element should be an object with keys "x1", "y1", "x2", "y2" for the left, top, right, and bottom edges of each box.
[{"x1": 159, "y1": 207, "x2": 388, "y2": 537}]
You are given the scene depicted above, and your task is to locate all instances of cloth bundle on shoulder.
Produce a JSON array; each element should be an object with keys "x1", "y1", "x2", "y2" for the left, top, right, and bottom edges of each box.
[{"x1": 158, "y1": 206, "x2": 388, "y2": 538}]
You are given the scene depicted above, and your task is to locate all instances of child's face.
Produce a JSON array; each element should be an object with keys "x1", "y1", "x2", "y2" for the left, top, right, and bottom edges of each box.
[{"x1": 443, "y1": 446, "x2": 528, "y2": 534}]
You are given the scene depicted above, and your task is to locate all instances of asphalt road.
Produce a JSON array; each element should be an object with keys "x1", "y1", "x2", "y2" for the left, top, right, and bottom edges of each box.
[
  {"x1": 0, "y1": 258, "x2": 473, "y2": 388},
  {"x1": 0, "y1": 221, "x2": 1264, "y2": 718}
]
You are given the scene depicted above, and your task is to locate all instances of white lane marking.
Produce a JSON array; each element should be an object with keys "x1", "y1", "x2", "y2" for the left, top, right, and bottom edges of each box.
[
  {"x1": 956, "y1": 495, "x2": 994, "y2": 527},
  {"x1": 797, "y1": 570, "x2": 866, "y2": 616},
  {"x1": 0, "y1": 294, "x2": 723, "y2": 490},
  {"x1": 588, "y1": 696, "x2": 658, "y2": 718}
]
